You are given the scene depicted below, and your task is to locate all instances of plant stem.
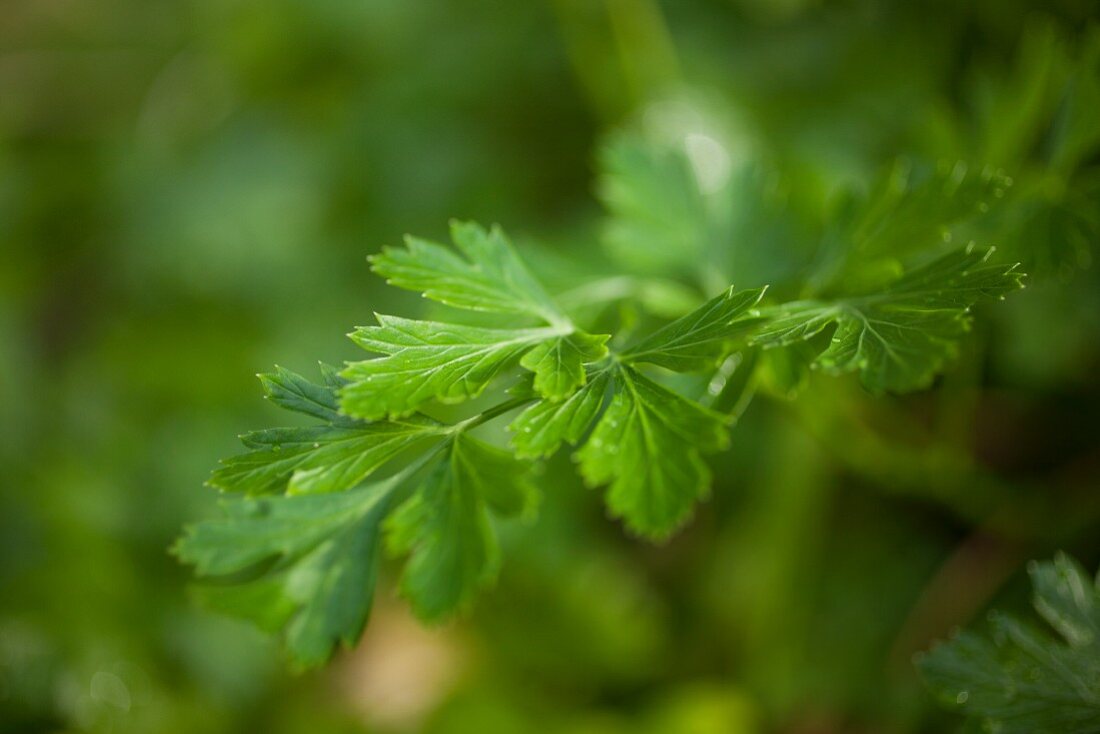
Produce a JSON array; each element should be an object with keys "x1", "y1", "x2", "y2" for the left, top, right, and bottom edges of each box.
[{"x1": 452, "y1": 397, "x2": 536, "y2": 434}]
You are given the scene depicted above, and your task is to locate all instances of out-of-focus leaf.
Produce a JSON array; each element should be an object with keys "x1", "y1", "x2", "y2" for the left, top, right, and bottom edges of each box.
[
  {"x1": 597, "y1": 135, "x2": 710, "y2": 273},
  {"x1": 920, "y1": 553, "x2": 1100, "y2": 733},
  {"x1": 753, "y1": 246, "x2": 1025, "y2": 393},
  {"x1": 175, "y1": 478, "x2": 398, "y2": 668}
]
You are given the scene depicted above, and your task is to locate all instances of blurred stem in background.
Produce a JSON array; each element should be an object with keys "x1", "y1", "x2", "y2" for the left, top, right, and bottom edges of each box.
[{"x1": 553, "y1": 0, "x2": 681, "y2": 122}]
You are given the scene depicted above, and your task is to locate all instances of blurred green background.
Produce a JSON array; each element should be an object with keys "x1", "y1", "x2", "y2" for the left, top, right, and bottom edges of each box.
[{"x1": 2, "y1": 1, "x2": 1099, "y2": 732}]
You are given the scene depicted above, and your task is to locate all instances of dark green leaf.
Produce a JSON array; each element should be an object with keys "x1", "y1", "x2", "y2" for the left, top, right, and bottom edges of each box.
[
  {"x1": 209, "y1": 417, "x2": 445, "y2": 496},
  {"x1": 174, "y1": 479, "x2": 399, "y2": 668},
  {"x1": 258, "y1": 365, "x2": 346, "y2": 424},
  {"x1": 752, "y1": 246, "x2": 1024, "y2": 392},
  {"x1": 919, "y1": 553, "x2": 1100, "y2": 733},
  {"x1": 387, "y1": 435, "x2": 535, "y2": 621}
]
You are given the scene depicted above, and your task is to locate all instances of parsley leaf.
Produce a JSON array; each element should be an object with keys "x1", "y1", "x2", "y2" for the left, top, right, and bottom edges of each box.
[
  {"x1": 370, "y1": 219, "x2": 566, "y2": 325},
  {"x1": 752, "y1": 246, "x2": 1025, "y2": 393},
  {"x1": 181, "y1": 190, "x2": 1026, "y2": 669},
  {"x1": 848, "y1": 159, "x2": 1011, "y2": 259},
  {"x1": 341, "y1": 317, "x2": 563, "y2": 419},
  {"x1": 518, "y1": 332, "x2": 609, "y2": 402},
  {"x1": 210, "y1": 420, "x2": 443, "y2": 496},
  {"x1": 597, "y1": 135, "x2": 709, "y2": 273},
  {"x1": 510, "y1": 370, "x2": 611, "y2": 459},
  {"x1": 387, "y1": 435, "x2": 535, "y2": 621},
  {"x1": 919, "y1": 553, "x2": 1100, "y2": 733},
  {"x1": 178, "y1": 432, "x2": 535, "y2": 666},
  {"x1": 211, "y1": 368, "x2": 447, "y2": 496},
  {"x1": 258, "y1": 364, "x2": 348, "y2": 423},
  {"x1": 174, "y1": 477, "x2": 399, "y2": 668},
  {"x1": 576, "y1": 365, "x2": 730, "y2": 539},
  {"x1": 343, "y1": 224, "x2": 610, "y2": 413},
  {"x1": 621, "y1": 285, "x2": 766, "y2": 371}
]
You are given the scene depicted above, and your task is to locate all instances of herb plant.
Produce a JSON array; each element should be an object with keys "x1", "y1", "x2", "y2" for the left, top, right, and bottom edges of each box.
[
  {"x1": 175, "y1": 169, "x2": 1025, "y2": 668},
  {"x1": 170, "y1": 17, "x2": 1100, "y2": 733},
  {"x1": 9, "y1": 0, "x2": 1100, "y2": 731}
]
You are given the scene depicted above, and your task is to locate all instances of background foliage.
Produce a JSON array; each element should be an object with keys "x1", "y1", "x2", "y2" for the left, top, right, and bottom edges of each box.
[{"x1": 2, "y1": 0, "x2": 1099, "y2": 732}]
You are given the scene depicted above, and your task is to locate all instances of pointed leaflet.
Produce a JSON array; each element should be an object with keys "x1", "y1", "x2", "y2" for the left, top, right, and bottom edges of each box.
[
  {"x1": 210, "y1": 417, "x2": 446, "y2": 496},
  {"x1": 179, "y1": 435, "x2": 535, "y2": 665},
  {"x1": 341, "y1": 316, "x2": 565, "y2": 419},
  {"x1": 258, "y1": 365, "x2": 347, "y2": 424},
  {"x1": 370, "y1": 220, "x2": 566, "y2": 325},
  {"x1": 347, "y1": 222, "x2": 608, "y2": 414},
  {"x1": 213, "y1": 366, "x2": 446, "y2": 496},
  {"x1": 621, "y1": 286, "x2": 766, "y2": 370},
  {"x1": 919, "y1": 554, "x2": 1100, "y2": 733},
  {"x1": 576, "y1": 366, "x2": 730, "y2": 539},
  {"x1": 751, "y1": 246, "x2": 1024, "y2": 393},
  {"x1": 510, "y1": 370, "x2": 610, "y2": 459},
  {"x1": 519, "y1": 331, "x2": 609, "y2": 401},
  {"x1": 386, "y1": 434, "x2": 536, "y2": 621},
  {"x1": 174, "y1": 479, "x2": 399, "y2": 668}
]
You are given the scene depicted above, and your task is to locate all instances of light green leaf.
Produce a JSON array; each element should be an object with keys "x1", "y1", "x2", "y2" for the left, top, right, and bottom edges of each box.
[
  {"x1": 209, "y1": 417, "x2": 445, "y2": 496},
  {"x1": 519, "y1": 331, "x2": 609, "y2": 401},
  {"x1": 387, "y1": 435, "x2": 535, "y2": 621},
  {"x1": 340, "y1": 315, "x2": 564, "y2": 419},
  {"x1": 597, "y1": 136, "x2": 710, "y2": 273},
  {"x1": 174, "y1": 479, "x2": 399, "y2": 668},
  {"x1": 752, "y1": 246, "x2": 1024, "y2": 393},
  {"x1": 576, "y1": 366, "x2": 730, "y2": 538},
  {"x1": 919, "y1": 553, "x2": 1100, "y2": 733},
  {"x1": 370, "y1": 220, "x2": 565, "y2": 325},
  {"x1": 510, "y1": 370, "x2": 610, "y2": 459},
  {"x1": 622, "y1": 286, "x2": 766, "y2": 370}
]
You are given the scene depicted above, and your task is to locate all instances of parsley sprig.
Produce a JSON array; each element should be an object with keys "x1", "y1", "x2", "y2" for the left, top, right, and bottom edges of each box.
[{"x1": 176, "y1": 210, "x2": 1023, "y2": 667}]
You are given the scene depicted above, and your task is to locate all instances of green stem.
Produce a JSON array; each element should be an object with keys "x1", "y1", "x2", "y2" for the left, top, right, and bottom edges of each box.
[{"x1": 451, "y1": 397, "x2": 536, "y2": 434}]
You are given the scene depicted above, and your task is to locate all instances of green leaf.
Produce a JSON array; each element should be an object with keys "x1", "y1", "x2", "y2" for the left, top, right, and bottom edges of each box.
[
  {"x1": 576, "y1": 365, "x2": 730, "y2": 538},
  {"x1": 1002, "y1": 177, "x2": 1100, "y2": 277},
  {"x1": 174, "y1": 479, "x2": 399, "y2": 668},
  {"x1": 850, "y1": 159, "x2": 1012, "y2": 258},
  {"x1": 752, "y1": 246, "x2": 1024, "y2": 393},
  {"x1": 519, "y1": 331, "x2": 609, "y2": 401},
  {"x1": 919, "y1": 553, "x2": 1100, "y2": 733},
  {"x1": 258, "y1": 365, "x2": 347, "y2": 424},
  {"x1": 370, "y1": 220, "x2": 566, "y2": 325},
  {"x1": 387, "y1": 435, "x2": 535, "y2": 621},
  {"x1": 622, "y1": 286, "x2": 766, "y2": 370},
  {"x1": 209, "y1": 417, "x2": 445, "y2": 496},
  {"x1": 510, "y1": 370, "x2": 610, "y2": 459},
  {"x1": 341, "y1": 315, "x2": 565, "y2": 419},
  {"x1": 597, "y1": 135, "x2": 710, "y2": 273}
]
